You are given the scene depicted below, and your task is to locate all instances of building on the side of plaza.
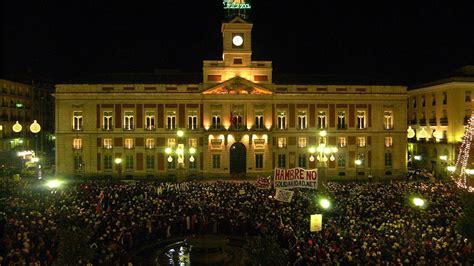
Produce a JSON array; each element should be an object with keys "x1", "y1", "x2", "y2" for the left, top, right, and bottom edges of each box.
[
  {"x1": 55, "y1": 16, "x2": 407, "y2": 180},
  {"x1": 0, "y1": 78, "x2": 55, "y2": 158},
  {"x1": 407, "y1": 66, "x2": 474, "y2": 176}
]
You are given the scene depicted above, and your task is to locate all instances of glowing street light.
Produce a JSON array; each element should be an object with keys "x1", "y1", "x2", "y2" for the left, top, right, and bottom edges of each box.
[
  {"x1": 439, "y1": 155, "x2": 448, "y2": 161},
  {"x1": 114, "y1": 158, "x2": 122, "y2": 164},
  {"x1": 412, "y1": 197, "x2": 425, "y2": 207},
  {"x1": 46, "y1": 179, "x2": 62, "y2": 189},
  {"x1": 319, "y1": 198, "x2": 331, "y2": 209},
  {"x1": 355, "y1": 159, "x2": 362, "y2": 166},
  {"x1": 177, "y1": 130, "x2": 184, "y2": 137},
  {"x1": 414, "y1": 155, "x2": 422, "y2": 161},
  {"x1": 319, "y1": 130, "x2": 327, "y2": 137},
  {"x1": 447, "y1": 166, "x2": 456, "y2": 172}
]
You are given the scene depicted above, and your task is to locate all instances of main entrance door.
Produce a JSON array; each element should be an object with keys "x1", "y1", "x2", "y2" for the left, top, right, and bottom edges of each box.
[{"x1": 230, "y1": 142, "x2": 246, "y2": 178}]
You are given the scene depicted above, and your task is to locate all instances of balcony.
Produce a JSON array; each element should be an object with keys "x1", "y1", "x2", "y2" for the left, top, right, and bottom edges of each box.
[
  {"x1": 250, "y1": 125, "x2": 266, "y2": 131},
  {"x1": 419, "y1": 119, "x2": 427, "y2": 126},
  {"x1": 384, "y1": 125, "x2": 394, "y2": 130},
  {"x1": 102, "y1": 126, "x2": 113, "y2": 131},
  {"x1": 440, "y1": 118, "x2": 448, "y2": 126},
  {"x1": 429, "y1": 118, "x2": 437, "y2": 125},
  {"x1": 72, "y1": 127, "x2": 83, "y2": 131},
  {"x1": 103, "y1": 146, "x2": 113, "y2": 150},
  {"x1": 229, "y1": 125, "x2": 247, "y2": 131},
  {"x1": 337, "y1": 124, "x2": 347, "y2": 130},
  {"x1": 208, "y1": 125, "x2": 226, "y2": 131},
  {"x1": 145, "y1": 126, "x2": 156, "y2": 131},
  {"x1": 123, "y1": 126, "x2": 135, "y2": 131},
  {"x1": 410, "y1": 119, "x2": 417, "y2": 125},
  {"x1": 72, "y1": 146, "x2": 83, "y2": 150}
]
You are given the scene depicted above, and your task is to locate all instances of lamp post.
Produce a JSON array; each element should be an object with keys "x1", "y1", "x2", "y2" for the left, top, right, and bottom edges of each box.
[
  {"x1": 309, "y1": 130, "x2": 337, "y2": 188},
  {"x1": 439, "y1": 155, "x2": 447, "y2": 180},
  {"x1": 30, "y1": 120, "x2": 41, "y2": 157},
  {"x1": 114, "y1": 158, "x2": 122, "y2": 179},
  {"x1": 355, "y1": 159, "x2": 362, "y2": 182},
  {"x1": 166, "y1": 130, "x2": 197, "y2": 181}
]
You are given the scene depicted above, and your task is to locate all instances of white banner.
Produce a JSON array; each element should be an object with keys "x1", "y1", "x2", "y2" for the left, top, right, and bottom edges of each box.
[
  {"x1": 274, "y1": 168, "x2": 318, "y2": 189},
  {"x1": 274, "y1": 188, "x2": 294, "y2": 203}
]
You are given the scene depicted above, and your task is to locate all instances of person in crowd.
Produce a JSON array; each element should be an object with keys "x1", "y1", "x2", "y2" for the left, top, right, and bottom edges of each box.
[{"x1": 0, "y1": 178, "x2": 471, "y2": 265}]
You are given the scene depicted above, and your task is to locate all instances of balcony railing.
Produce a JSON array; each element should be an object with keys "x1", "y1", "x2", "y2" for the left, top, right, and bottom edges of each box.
[
  {"x1": 440, "y1": 118, "x2": 448, "y2": 126},
  {"x1": 429, "y1": 118, "x2": 437, "y2": 125},
  {"x1": 209, "y1": 125, "x2": 226, "y2": 131},
  {"x1": 229, "y1": 125, "x2": 247, "y2": 131},
  {"x1": 410, "y1": 119, "x2": 417, "y2": 125},
  {"x1": 123, "y1": 126, "x2": 135, "y2": 131},
  {"x1": 419, "y1": 119, "x2": 427, "y2": 126},
  {"x1": 337, "y1": 124, "x2": 347, "y2": 130},
  {"x1": 102, "y1": 126, "x2": 113, "y2": 131},
  {"x1": 145, "y1": 126, "x2": 156, "y2": 131}
]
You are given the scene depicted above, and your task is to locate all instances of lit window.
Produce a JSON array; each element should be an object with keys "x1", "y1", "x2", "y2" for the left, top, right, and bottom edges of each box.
[
  {"x1": 73, "y1": 139, "x2": 82, "y2": 150},
  {"x1": 298, "y1": 111, "x2": 307, "y2": 129},
  {"x1": 277, "y1": 112, "x2": 287, "y2": 129},
  {"x1": 73, "y1": 111, "x2": 83, "y2": 130},
  {"x1": 278, "y1": 138, "x2": 287, "y2": 148},
  {"x1": 385, "y1": 137, "x2": 393, "y2": 147},
  {"x1": 189, "y1": 138, "x2": 197, "y2": 148},
  {"x1": 318, "y1": 111, "x2": 327, "y2": 129},
  {"x1": 357, "y1": 111, "x2": 366, "y2": 129},
  {"x1": 357, "y1": 137, "x2": 366, "y2": 147},
  {"x1": 145, "y1": 111, "x2": 155, "y2": 130},
  {"x1": 384, "y1": 111, "x2": 393, "y2": 130},
  {"x1": 103, "y1": 111, "x2": 113, "y2": 130},
  {"x1": 298, "y1": 137, "x2": 307, "y2": 148},
  {"x1": 168, "y1": 138, "x2": 176, "y2": 148},
  {"x1": 188, "y1": 111, "x2": 198, "y2": 130},
  {"x1": 124, "y1": 138, "x2": 134, "y2": 149},
  {"x1": 103, "y1": 139, "x2": 112, "y2": 149},
  {"x1": 146, "y1": 138, "x2": 155, "y2": 149},
  {"x1": 255, "y1": 112, "x2": 264, "y2": 129},
  {"x1": 231, "y1": 106, "x2": 244, "y2": 129},
  {"x1": 338, "y1": 137, "x2": 347, "y2": 147},
  {"x1": 167, "y1": 111, "x2": 176, "y2": 130},
  {"x1": 124, "y1": 111, "x2": 134, "y2": 130},
  {"x1": 212, "y1": 112, "x2": 221, "y2": 129},
  {"x1": 337, "y1": 111, "x2": 346, "y2": 129}
]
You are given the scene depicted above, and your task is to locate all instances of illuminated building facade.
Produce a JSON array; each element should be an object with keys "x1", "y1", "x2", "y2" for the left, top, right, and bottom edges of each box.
[
  {"x1": 0, "y1": 78, "x2": 54, "y2": 156},
  {"x1": 407, "y1": 66, "x2": 474, "y2": 176},
  {"x1": 55, "y1": 16, "x2": 407, "y2": 179}
]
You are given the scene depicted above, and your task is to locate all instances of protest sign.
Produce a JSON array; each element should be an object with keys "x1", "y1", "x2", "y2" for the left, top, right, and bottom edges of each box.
[
  {"x1": 274, "y1": 168, "x2": 318, "y2": 189},
  {"x1": 274, "y1": 188, "x2": 294, "y2": 203},
  {"x1": 255, "y1": 175, "x2": 271, "y2": 189},
  {"x1": 310, "y1": 214, "x2": 323, "y2": 232}
]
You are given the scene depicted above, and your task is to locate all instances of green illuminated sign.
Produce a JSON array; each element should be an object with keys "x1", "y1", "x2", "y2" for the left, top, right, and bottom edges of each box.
[{"x1": 223, "y1": 0, "x2": 251, "y2": 9}]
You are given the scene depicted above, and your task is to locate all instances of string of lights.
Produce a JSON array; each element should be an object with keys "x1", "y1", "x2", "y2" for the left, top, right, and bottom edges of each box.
[{"x1": 452, "y1": 111, "x2": 474, "y2": 192}]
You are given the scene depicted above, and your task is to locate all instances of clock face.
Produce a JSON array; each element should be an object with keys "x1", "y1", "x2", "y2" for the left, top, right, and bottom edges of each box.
[{"x1": 232, "y1": 35, "x2": 244, "y2": 47}]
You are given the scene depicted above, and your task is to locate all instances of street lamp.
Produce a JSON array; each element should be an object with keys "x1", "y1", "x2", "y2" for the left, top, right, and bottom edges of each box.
[
  {"x1": 115, "y1": 158, "x2": 122, "y2": 179},
  {"x1": 355, "y1": 159, "x2": 362, "y2": 182},
  {"x1": 319, "y1": 198, "x2": 331, "y2": 210},
  {"x1": 308, "y1": 130, "x2": 337, "y2": 186},
  {"x1": 439, "y1": 155, "x2": 448, "y2": 180}
]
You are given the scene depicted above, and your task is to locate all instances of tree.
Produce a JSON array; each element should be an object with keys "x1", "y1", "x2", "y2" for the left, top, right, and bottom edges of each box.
[{"x1": 243, "y1": 233, "x2": 288, "y2": 266}]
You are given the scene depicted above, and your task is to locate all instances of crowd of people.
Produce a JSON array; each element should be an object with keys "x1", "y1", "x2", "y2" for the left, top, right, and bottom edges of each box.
[{"x1": 0, "y1": 178, "x2": 472, "y2": 265}]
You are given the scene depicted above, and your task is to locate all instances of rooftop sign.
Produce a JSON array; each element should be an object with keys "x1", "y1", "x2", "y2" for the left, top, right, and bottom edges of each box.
[{"x1": 223, "y1": 0, "x2": 251, "y2": 9}]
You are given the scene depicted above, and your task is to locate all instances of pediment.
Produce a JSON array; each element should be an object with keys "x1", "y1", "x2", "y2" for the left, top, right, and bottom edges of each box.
[{"x1": 202, "y1": 77, "x2": 273, "y2": 95}]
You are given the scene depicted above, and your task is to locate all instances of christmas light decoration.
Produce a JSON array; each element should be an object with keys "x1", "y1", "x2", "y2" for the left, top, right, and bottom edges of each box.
[{"x1": 453, "y1": 112, "x2": 474, "y2": 192}]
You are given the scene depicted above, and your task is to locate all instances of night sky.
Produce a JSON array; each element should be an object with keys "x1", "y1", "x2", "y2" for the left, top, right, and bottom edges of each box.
[{"x1": 2, "y1": 1, "x2": 474, "y2": 85}]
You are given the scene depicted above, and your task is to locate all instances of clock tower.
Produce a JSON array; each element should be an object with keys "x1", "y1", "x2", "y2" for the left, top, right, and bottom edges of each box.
[{"x1": 221, "y1": 16, "x2": 253, "y2": 67}]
